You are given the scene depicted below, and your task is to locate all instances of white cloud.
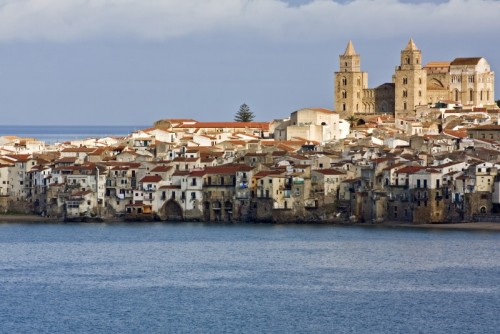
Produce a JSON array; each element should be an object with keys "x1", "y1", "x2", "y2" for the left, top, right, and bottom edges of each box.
[{"x1": 0, "y1": 0, "x2": 498, "y2": 42}]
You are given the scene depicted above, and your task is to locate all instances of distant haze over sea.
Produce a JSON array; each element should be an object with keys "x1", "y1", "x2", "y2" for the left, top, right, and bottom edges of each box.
[{"x1": 0, "y1": 125, "x2": 148, "y2": 144}]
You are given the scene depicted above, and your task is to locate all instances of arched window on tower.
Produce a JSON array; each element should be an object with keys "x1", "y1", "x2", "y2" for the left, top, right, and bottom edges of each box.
[
  {"x1": 403, "y1": 90, "x2": 408, "y2": 98},
  {"x1": 403, "y1": 102, "x2": 407, "y2": 110},
  {"x1": 403, "y1": 77, "x2": 408, "y2": 85},
  {"x1": 342, "y1": 77, "x2": 347, "y2": 86},
  {"x1": 405, "y1": 57, "x2": 410, "y2": 65},
  {"x1": 342, "y1": 91, "x2": 347, "y2": 99},
  {"x1": 454, "y1": 90, "x2": 459, "y2": 102},
  {"x1": 469, "y1": 89, "x2": 474, "y2": 102},
  {"x1": 480, "y1": 91, "x2": 483, "y2": 101},
  {"x1": 342, "y1": 103, "x2": 346, "y2": 111},
  {"x1": 419, "y1": 78, "x2": 422, "y2": 85}
]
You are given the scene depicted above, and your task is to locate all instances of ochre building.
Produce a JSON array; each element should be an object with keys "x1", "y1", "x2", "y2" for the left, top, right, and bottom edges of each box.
[{"x1": 334, "y1": 39, "x2": 496, "y2": 120}]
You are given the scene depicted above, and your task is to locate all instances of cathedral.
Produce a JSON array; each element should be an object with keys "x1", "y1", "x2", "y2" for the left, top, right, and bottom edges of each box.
[{"x1": 334, "y1": 39, "x2": 496, "y2": 120}]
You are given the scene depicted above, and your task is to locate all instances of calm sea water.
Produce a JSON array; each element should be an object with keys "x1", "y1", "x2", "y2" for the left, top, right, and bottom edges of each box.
[
  {"x1": 0, "y1": 125, "x2": 147, "y2": 143},
  {"x1": 0, "y1": 223, "x2": 499, "y2": 333}
]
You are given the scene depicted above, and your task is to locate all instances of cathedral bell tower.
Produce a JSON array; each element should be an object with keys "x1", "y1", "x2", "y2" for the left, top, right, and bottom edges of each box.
[
  {"x1": 394, "y1": 39, "x2": 427, "y2": 120},
  {"x1": 335, "y1": 41, "x2": 368, "y2": 118}
]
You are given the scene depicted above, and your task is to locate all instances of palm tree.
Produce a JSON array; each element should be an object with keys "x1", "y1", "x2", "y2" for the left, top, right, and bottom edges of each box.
[{"x1": 345, "y1": 115, "x2": 359, "y2": 128}]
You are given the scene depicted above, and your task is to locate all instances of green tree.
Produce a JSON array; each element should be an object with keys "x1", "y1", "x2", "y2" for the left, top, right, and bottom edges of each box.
[
  {"x1": 345, "y1": 115, "x2": 359, "y2": 128},
  {"x1": 234, "y1": 103, "x2": 255, "y2": 122}
]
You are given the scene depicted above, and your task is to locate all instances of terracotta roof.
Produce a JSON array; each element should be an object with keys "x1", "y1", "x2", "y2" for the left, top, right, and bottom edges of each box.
[
  {"x1": 61, "y1": 147, "x2": 97, "y2": 153},
  {"x1": 254, "y1": 170, "x2": 283, "y2": 178},
  {"x1": 139, "y1": 175, "x2": 162, "y2": 183},
  {"x1": 189, "y1": 170, "x2": 207, "y2": 177},
  {"x1": 442, "y1": 129, "x2": 468, "y2": 139},
  {"x1": 451, "y1": 57, "x2": 482, "y2": 66},
  {"x1": 425, "y1": 61, "x2": 451, "y2": 68},
  {"x1": 151, "y1": 166, "x2": 173, "y2": 172},
  {"x1": 396, "y1": 166, "x2": 425, "y2": 174},
  {"x1": 468, "y1": 125, "x2": 500, "y2": 130},
  {"x1": 314, "y1": 169, "x2": 346, "y2": 176},
  {"x1": 175, "y1": 122, "x2": 270, "y2": 131},
  {"x1": 5, "y1": 154, "x2": 32, "y2": 162}
]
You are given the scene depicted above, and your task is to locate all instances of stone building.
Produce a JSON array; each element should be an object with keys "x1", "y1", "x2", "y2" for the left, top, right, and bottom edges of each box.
[
  {"x1": 393, "y1": 39, "x2": 427, "y2": 120},
  {"x1": 334, "y1": 39, "x2": 495, "y2": 120}
]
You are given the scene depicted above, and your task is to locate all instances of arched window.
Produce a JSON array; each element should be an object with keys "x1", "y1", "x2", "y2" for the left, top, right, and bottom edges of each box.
[
  {"x1": 342, "y1": 103, "x2": 346, "y2": 111},
  {"x1": 403, "y1": 90, "x2": 408, "y2": 98},
  {"x1": 418, "y1": 90, "x2": 422, "y2": 97},
  {"x1": 405, "y1": 57, "x2": 410, "y2": 65},
  {"x1": 454, "y1": 90, "x2": 459, "y2": 102},
  {"x1": 469, "y1": 89, "x2": 473, "y2": 102},
  {"x1": 403, "y1": 77, "x2": 408, "y2": 85},
  {"x1": 342, "y1": 90, "x2": 347, "y2": 99},
  {"x1": 419, "y1": 78, "x2": 422, "y2": 85},
  {"x1": 403, "y1": 101, "x2": 407, "y2": 110},
  {"x1": 480, "y1": 91, "x2": 483, "y2": 101},
  {"x1": 342, "y1": 77, "x2": 347, "y2": 86}
]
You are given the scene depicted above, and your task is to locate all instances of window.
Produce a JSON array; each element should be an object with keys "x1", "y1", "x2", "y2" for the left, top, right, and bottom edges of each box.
[
  {"x1": 403, "y1": 90, "x2": 408, "y2": 98},
  {"x1": 342, "y1": 91, "x2": 347, "y2": 99},
  {"x1": 403, "y1": 77, "x2": 408, "y2": 85},
  {"x1": 342, "y1": 77, "x2": 347, "y2": 86},
  {"x1": 403, "y1": 102, "x2": 407, "y2": 110},
  {"x1": 191, "y1": 192, "x2": 196, "y2": 200}
]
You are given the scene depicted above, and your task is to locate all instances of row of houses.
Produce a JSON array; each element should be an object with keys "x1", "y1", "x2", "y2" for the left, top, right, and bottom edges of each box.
[{"x1": 1, "y1": 104, "x2": 500, "y2": 223}]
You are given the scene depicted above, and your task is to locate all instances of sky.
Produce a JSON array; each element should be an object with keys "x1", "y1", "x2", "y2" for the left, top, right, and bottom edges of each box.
[{"x1": 0, "y1": 0, "x2": 499, "y2": 126}]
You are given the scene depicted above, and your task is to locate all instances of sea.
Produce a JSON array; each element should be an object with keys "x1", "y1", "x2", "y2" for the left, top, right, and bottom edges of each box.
[
  {"x1": 0, "y1": 223, "x2": 499, "y2": 333},
  {"x1": 0, "y1": 125, "x2": 148, "y2": 143}
]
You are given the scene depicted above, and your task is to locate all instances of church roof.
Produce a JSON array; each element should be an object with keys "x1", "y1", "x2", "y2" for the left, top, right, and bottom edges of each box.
[
  {"x1": 451, "y1": 57, "x2": 483, "y2": 66},
  {"x1": 425, "y1": 61, "x2": 451, "y2": 68},
  {"x1": 404, "y1": 38, "x2": 419, "y2": 51},
  {"x1": 343, "y1": 40, "x2": 357, "y2": 56}
]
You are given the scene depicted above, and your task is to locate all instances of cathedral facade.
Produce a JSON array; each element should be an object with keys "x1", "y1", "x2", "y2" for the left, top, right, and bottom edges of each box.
[{"x1": 334, "y1": 39, "x2": 496, "y2": 120}]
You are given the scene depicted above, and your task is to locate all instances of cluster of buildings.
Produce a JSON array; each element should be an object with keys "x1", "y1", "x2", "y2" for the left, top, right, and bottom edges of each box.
[{"x1": 1, "y1": 39, "x2": 499, "y2": 224}]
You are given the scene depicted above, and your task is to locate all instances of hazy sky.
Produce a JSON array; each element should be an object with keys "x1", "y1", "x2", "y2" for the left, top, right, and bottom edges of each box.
[{"x1": 0, "y1": 0, "x2": 498, "y2": 125}]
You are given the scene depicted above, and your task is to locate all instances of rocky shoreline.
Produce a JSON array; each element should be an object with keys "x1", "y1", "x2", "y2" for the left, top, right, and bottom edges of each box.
[{"x1": 1, "y1": 214, "x2": 500, "y2": 231}]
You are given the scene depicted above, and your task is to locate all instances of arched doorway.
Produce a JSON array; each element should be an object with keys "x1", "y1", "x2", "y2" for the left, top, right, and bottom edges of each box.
[
  {"x1": 213, "y1": 200, "x2": 222, "y2": 221},
  {"x1": 160, "y1": 199, "x2": 183, "y2": 221},
  {"x1": 224, "y1": 201, "x2": 233, "y2": 221}
]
